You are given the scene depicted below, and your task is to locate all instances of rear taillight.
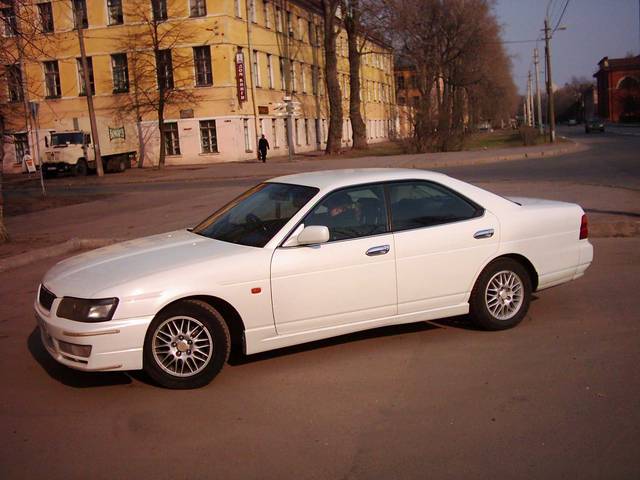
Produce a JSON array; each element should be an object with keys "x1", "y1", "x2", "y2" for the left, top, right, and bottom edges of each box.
[{"x1": 579, "y1": 214, "x2": 588, "y2": 239}]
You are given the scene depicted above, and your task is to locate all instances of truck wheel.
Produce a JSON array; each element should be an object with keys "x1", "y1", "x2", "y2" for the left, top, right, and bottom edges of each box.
[
  {"x1": 74, "y1": 159, "x2": 88, "y2": 177},
  {"x1": 117, "y1": 157, "x2": 126, "y2": 173}
]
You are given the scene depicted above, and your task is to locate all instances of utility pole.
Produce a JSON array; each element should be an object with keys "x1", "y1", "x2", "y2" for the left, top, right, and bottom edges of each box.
[
  {"x1": 76, "y1": 17, "x2": 104, "y2": 176},
  {"x1": 534, "y1": 48, "x2": 543, "y2": 135},
  {"x1": 544, "y1": 19, "x2": 556, "y2": 143},
  {"x1": 528, "y1": 71, "x2": 534, "y2": 126}
]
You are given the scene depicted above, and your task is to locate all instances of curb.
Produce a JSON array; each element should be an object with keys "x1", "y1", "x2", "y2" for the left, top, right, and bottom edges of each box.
[
  {"x1": 0, "y1": 238, "x2": 119, "y2": 273},
  {"x1": 423, "y1": 139, "x2": 585, "y2": 168}
]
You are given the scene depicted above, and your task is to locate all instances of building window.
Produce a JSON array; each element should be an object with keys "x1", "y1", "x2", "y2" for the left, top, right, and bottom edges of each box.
[
  {"x1": 297, "y1": 16, "x2": 304, "y2": 41},
  {"x1": 243, "y1": 118, "x2": 251, "y2": 151},
  {"x1": 1, "y1": 6, "x2": 18, "y2": 36},
  {"x1": 152, "y1": 0, "x2": 168, "y2": 21},
  {"x1": 290, "y1": 61, "x2": 296, "y2": 92},
  {"x1": 279, "y1": 56, "x2": 285, "y2": 90},
  {"x1": 190, "y1": 0, "x2": 206, "y2": 17},
  {"x1": 286, "y1": 10, "x2": 293, "y2": 37},
  {"x1": 156, "y1": 49, "x2": 174, "y2": 89},
  {"x1": 164, "y1": 122, "x2": 180, "y2": 155},
  {"x1": 252, "y1": 50, "x2": 260, "y2": 87},
  {"x1": 77, "y1": 57, "x2": 95, "y2": 96},
  {"x1": 308, "y1": 19, "x2": 314, "y2": 44},
  {"x1": 72, "y1": 0, "x2": 88, "y2": 28},
  {"x1": 200, "y1": 120, "x2": 218, "y2": 153},
  {"x1": 43, "y1": 60, "x2": 61, "y2": 98},
  {"x1": 294, "y1": 118, "x2": 300, "y2": 145},
  {"x1": 283, "y1": 119, "x2": 289, "y2": 147},
  {"x1": 312, "y1": 65, "x2": 318, "y2": 95},
  {"x1": 275, "y1": 6, "x2": 282, "y2": 32},
  {"x1": 7, "y1": 64, "x2": 23, "y2": 102},
  {"x1": 304, "y1": 119, "x2": 309, "y2": 145},
  {"x1": 397, "y1": 75, "x2": 405, "y2": 89},
  {"x1": 111, "y1": 53, "x2": 129, "y2": 93},
  {"x1": 271, "y1": 118, "x2": 278, "y2": 147},
  {"x1": 301, "y1": 64, "x2": 306, "y2": 93},
  {"x1": 266, "y1": 54, "x2": 274, "y2": 89},
  {"x1": 263, "y1": 1, "x2": 270, "y2": 28},
  {"x1": 248, "y1": 0, "x2": 256, "y2": 22},
  {"x1": 38, "y1": 3, "x2": 54, "y2": 33},
  {"x1": 234, "y1": 0, "x2": 241, "y2": 17},
  {"x1": 107, "y1": 0, "x2": 123, "y2": 25},
  {"x1": 194, "y1": 46, "x2": 212, "y2": 86},
  {"x1": 14, "y1": 133, "x2": 29, "y2": 164}
]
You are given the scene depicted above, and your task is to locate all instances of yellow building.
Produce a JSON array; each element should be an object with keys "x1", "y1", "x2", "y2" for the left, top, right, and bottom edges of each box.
[{"x1": 1, "y1": 0, "x2": 397, "y2": 172}]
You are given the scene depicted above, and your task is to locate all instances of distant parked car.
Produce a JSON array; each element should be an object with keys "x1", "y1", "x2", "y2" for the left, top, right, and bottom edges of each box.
[
  {"x1": 585, "y1": 117, "x2": 605, "y2": 133},
  {"x1": 568, "y1": 119, "x2": 577, "y2": 126},
  {"x1": 34, "y1": 169, "x2": 593, "y2": 389}
]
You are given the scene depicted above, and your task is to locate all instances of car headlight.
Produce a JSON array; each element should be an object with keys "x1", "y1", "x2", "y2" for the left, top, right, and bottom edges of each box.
[{"x1": 57, "y1": 297, "x2": 119, "y2": 322}]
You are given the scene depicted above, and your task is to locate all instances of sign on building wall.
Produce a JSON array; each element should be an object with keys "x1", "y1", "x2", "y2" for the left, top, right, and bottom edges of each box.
[
  {"x1": 236, "y1": 51, "x2": 247, "y2": 104},
  {"x1": 108, "y1": 126, "x2": 125, "y2": 141}
]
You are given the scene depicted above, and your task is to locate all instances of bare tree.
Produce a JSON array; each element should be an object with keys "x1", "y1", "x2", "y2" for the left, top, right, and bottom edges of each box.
[
  {"x1": 383, "y1": 0, "x2": 517, "y2": 152},
  {"x1": 343, "y1": 0, "x2": 368, "y2": 150},
  {"x1": 119, "y1": 0, "x2": 199, "y2": 168},
  {"x1": 321, "y1": 0, "x2": 343, "y2": 154}
]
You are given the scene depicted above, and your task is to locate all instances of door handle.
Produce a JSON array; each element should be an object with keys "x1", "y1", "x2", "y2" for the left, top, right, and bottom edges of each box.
[
  {"x1": 474, "y1": 228, "x2": 494, "y2": 239},
  {"x1": 366, "y1": 245, "x2": 390, "y2": 256}
]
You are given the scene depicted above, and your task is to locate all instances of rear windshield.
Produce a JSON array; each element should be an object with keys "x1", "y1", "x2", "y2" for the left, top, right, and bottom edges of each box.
[{"x1": 192, "y1": 182, "x2": 318, "y2": 247}]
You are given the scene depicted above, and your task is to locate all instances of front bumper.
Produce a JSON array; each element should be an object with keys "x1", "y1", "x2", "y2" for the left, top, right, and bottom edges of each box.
[{"x1": 34, "y1": 294, "x2": 153, "y2": 372}]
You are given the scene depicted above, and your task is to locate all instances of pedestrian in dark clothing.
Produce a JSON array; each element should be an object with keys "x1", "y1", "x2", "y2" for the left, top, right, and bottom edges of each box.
[{"x1": 258, "y1": 134, "x2": 270, "y2": 162}]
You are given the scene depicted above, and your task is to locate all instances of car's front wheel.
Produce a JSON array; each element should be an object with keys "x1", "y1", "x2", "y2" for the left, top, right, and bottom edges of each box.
[
  {"x1": 143, "y1": 300, "x2": 230, "y2": 389},
  {"x1": 469, "y1": 258, "x2": 532, "y2": 330}
]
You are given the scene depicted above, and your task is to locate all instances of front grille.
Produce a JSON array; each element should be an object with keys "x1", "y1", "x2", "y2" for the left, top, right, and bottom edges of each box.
[{"x1": 39, "y1": 285, "x2": 56, "y2": 311}]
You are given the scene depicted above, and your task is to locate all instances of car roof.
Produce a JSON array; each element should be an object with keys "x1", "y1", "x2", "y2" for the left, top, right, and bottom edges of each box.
[{"x1": 269, "y1": 168, "x2": 451, "y2": 191}]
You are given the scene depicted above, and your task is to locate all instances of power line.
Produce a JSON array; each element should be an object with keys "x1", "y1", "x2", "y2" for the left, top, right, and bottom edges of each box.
[{"x1": 553, "y1": 0, "x2": 570, "y2": 33}]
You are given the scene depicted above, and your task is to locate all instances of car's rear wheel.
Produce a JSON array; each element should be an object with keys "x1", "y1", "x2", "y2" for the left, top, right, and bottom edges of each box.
[
  {"x1": 143, "y1": 300, "x2": 230, "y2": 389},
  {"x1": 469, "y1": 258, "x2": 532, "y2": 330}
]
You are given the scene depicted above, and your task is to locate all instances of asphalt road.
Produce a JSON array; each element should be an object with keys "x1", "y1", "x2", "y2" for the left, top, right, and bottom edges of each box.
[
  {"x1": 1, "y1": 130, "x2": 639, "y2": 479},
  {"x1": 1, "y1": 238, "x2": 638, "y2": 479},
  {"x1": 439, "y1": 126, "x2": 640, "y2": 190}
]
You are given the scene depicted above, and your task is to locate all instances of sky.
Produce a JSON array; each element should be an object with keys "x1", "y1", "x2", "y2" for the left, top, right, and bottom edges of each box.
[{"x1": 494, "y1": 0, "x2": 640, "y2": 93}]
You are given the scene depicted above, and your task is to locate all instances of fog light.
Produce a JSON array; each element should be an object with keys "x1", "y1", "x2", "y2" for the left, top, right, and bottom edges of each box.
[{"x1": 58, "y1": 340, "x2": 92, "y2": 358}]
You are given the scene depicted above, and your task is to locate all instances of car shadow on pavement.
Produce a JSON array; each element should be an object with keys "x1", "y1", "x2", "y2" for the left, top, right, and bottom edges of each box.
[
  {"x1": 27, "y1": 327, "x2": 133, "y2": 388},
  {"x1": 228, "y1": 320, "x2": 445, "y2": 366}
]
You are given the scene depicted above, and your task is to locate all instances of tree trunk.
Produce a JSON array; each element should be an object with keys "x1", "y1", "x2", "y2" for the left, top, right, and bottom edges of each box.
[
  {"x1": 322, "y1": 0, "x2": 343, "y2": 155},
  {"x1": 0, "y1": 116, "x2": 9, "y2": 243},
  {"x1": 344, "y1": 2, "x2": 367, "y2": 150}
]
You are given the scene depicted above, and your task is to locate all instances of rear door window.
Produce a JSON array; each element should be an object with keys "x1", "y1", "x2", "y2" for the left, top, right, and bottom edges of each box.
[{"x1": 388, "y1": 181, "x2": 482, "y2": 231}]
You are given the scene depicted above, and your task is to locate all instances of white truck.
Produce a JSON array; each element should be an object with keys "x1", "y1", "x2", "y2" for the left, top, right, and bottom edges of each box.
[{"x1": 42, "y1": 130, "x2": 137, "y2": 177}]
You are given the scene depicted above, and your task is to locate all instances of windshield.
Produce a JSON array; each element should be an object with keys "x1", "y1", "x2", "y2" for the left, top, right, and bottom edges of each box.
[
  {"x1": 51, "y1": 132, "x2": 83, "y2": 145},
  {"x1": 192, "y1": 182, "x2": 318, "y2": 247}
]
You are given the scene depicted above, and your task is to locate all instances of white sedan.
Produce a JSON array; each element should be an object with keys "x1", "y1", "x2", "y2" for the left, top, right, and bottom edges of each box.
[{"x1": 34, "y1": 169, "x2": 593, "y2": 388}]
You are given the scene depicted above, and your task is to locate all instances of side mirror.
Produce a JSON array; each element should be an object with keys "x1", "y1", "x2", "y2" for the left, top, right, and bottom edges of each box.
[{"x1": 295, "y1": 225, "x2": 330, "y2": 246}]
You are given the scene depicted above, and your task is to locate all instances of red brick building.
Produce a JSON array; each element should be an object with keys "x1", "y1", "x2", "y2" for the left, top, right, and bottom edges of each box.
[{"x1": 594, "y1": 55, "x2": 640, "y2": 122}]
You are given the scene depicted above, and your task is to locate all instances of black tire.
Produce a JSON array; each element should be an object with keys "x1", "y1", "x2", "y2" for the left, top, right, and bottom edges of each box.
[
  {"x1": 117, "y1": 157, "x2": 126, "y2": 172},
  {"x1": 74, "y1": 159, "x2": 88, "y2": 176},
  {"x1": 143, "y1": 300, "x2": 230, "y2": 389},
  {"x1": 469, "y1": 258, "x2": 532, "y2": 331}
]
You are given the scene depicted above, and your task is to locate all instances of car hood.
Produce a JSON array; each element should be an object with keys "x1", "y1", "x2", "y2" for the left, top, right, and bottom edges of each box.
[{"x1": 43, "y1": 230, "x2": 253, "y2": 298}]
